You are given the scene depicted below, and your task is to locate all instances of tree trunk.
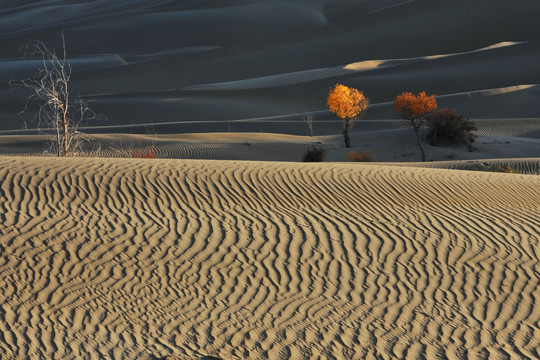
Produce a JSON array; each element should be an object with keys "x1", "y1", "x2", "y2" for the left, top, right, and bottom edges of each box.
[
  {"x1": 415, "y1": 128, "x2": 426, "y2": 162},
  {"x1": 62, "y1": 105, "x2": 69, "y2": 156},
  {"x1": 343, "y1": 118, "x2": 352, "y2": 148},
  {"x1": 55, "y1": 112, "x2": 62, "y2": 157},
  {"x1": 342, "y1": 129, "x2": 351, "y2": 148}
]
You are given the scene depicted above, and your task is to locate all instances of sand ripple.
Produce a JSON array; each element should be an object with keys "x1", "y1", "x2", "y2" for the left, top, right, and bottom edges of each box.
[{"x1": 0, "y1": 157, "x2": 539, "y2": 359}]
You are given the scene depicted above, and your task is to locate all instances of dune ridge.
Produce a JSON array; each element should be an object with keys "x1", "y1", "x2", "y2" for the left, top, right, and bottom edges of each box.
[{"x1": 0, "y1": 156, "x2": 538, "y2": 359}]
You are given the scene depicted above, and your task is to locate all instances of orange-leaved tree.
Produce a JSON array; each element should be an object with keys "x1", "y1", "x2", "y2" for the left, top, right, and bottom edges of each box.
[
  {"x1": 393, "y1": 91, "x2": 437, "y2": 162},
  {"x1": 327, "y1": 84, "x2": 369, "y2": 148}
]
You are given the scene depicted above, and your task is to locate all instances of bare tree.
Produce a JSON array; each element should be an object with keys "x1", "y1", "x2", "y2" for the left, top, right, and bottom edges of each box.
[
  {"x1": 303, "y1": 113, "x2": 314, "y2": 137},
  {"x1": 10, "y1": 34, "x2": 93, "y2": 156}
]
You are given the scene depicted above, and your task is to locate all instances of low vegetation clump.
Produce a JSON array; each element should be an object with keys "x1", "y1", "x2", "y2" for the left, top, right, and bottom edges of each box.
[
  {"x1": 133, "y1": 148, "x2": 156, "y2": 159},
  {"x1": 303, "y1": 146, "x2": 326, "y2": 162},
  {"x1": 346, "y1": 150, "x2": 372, "y2": 162},
  {"x1": 478, "y1": 164, "x2": 520, "y2": 174},
  {"x1": 427, "y1": 108, "x2": 477, "y2": 148}
]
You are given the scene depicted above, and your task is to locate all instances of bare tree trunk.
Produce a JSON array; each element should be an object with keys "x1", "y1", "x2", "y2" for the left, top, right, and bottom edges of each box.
[
  {"x1": 55, "y1": 111, "x2": 62, "y2": 156},
  {"x1": 61, "y1": 103, "x2": 69, "y2": 156},
  {"x1": 303, "y1": 114, "x2": 314, "y2": 137}
]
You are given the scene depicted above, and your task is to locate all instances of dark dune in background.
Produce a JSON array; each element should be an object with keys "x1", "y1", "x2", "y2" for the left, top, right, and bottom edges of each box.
[{"x1": 0, "y1": 0, "x2": 539, "y2": 134}]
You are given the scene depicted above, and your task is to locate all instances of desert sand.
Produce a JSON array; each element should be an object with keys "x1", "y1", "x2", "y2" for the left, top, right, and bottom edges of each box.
[
  {"x1": 1, "y1": 128, "x2": 540, "y2": 171},
  {"x1": 1, "y1": 0, "x2": 540, "y2": 359},
  {"x1": 0, "y1": 156, "x2": 539, "y2": 359}
]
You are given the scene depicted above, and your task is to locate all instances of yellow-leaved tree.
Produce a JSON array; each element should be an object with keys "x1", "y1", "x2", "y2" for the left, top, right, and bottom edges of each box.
[
  {"x1": 393, "y1": 91, "x2": 437, "y2": 162},
  {"x1": 327, "y1": 84, "x2": 369, "y2": 148}
]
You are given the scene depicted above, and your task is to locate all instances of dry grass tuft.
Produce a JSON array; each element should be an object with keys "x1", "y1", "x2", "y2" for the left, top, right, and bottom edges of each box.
[{"x1": 346, "y1": 150, "x2": 373, "y2": 162}]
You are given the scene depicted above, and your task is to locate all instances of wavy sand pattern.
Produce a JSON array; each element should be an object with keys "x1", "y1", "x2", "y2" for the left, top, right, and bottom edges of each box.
[
  {"x1": 412, "y1": 158, "x2": 540, "y2": 175},
  {"x1": 0, "y1": 156, "x2": 538, "y2": 359},
  {"x1": 1, "y1": 118, "x2": 540, "y2": 164}
]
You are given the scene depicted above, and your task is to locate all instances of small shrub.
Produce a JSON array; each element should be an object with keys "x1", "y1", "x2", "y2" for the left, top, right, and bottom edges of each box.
[
  {"x1": 303, "y1": 146, "x2": 326, "y2": 162},
  {"x1": 133, "y1": 148, "x2": 156, "y2": 159},
  {"x1": 346, "y1": 150, "x2": 372, "y2": 162},
  {"x1": 427, "y1": 108, "x2": 477, "y2": 147},
  {"x1": 499, "y1": 165, "x2": 519, "y2": 174},
  {"x1": 478, "y1": 164, "x2": 519, "y2": 174}
]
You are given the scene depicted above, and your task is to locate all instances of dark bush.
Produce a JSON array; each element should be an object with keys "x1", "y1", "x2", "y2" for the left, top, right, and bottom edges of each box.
[
  {"x1": 427, "y1": 109, "x2": 477, "y2": 147},
  {"x1": 303, "y1": 146, "x2": 326, "y2": 162}
]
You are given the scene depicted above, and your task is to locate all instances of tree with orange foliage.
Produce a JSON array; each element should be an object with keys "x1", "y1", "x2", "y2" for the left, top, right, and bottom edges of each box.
[
  {"x1": 393, "y1": 91, "x2": 437, "y2": 161},
  {"x1": 327, "y1": 84, "x2": 369, "y2": 148}
]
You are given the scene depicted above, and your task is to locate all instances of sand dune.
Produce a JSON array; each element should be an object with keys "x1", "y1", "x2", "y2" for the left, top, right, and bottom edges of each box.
[
  {"x1": 185, "y1": 42, "x2": 526, "y2": 92},
  {"x1": 0, "y1": 156, "x2": 538, "y2": 359},
  {"x1": 407, "y1": 158, "x2": 540, "y2": 175},
  {"x1": 1, "y1": 0, "x2": 540, "y2": 131},
  {"x1": 1, "y1": 124, "x2": 540, "y2": 165},
  {"x1": 1, "y1": 1, "x2": 540, "y2": 358}
]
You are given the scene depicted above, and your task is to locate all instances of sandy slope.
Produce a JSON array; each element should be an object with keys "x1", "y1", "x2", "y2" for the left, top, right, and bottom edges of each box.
[
  {"x1": 1, "y1": 2, "x2": 539, "y2": 358},
  {"x1": 0, "y1": 156, "x2": 539, "y2": 359},
  {"x1": 1, "y1": 127, "x2": 539, "y2": 170}
]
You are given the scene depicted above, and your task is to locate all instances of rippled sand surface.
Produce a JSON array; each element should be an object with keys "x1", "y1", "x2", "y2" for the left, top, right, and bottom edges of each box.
[{"x1": 0, "y1": 156, "x2": 538, "y2": 359}]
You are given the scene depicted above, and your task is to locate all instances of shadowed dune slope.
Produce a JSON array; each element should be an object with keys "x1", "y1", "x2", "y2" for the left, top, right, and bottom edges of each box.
[
  {"x1": 1, "y1": 0, "x2": 540, "y2": 131},
  {"x1": 1, "y1": 128, "x2": 539, "y2": 166},
  {"x1": 0, "y1": 156, "x2": 539, "y2": 359}
]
